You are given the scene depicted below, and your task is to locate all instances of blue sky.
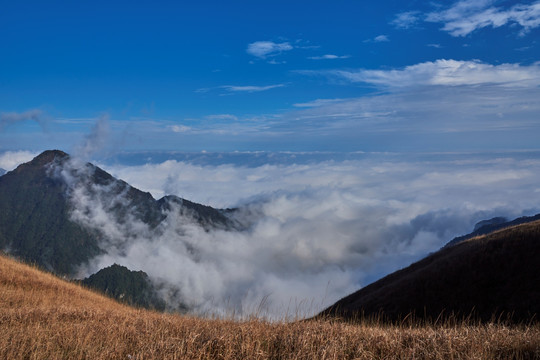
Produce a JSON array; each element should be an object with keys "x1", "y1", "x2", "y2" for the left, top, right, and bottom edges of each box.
[
  {"x1": 1, "y1": 0, "x2": 540, "y2": 154},
  {"x1": 2, "y1": 1, "x2": 540, "y2": 316}
]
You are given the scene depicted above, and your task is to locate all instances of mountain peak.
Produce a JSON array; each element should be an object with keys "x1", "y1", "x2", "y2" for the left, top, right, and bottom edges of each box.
[
  {"x1": 29, "y1": 150, "x2": 69, "y2": 167},
  {"x1": 35, "y1": 149, "x2": 69, "y2": 161}
]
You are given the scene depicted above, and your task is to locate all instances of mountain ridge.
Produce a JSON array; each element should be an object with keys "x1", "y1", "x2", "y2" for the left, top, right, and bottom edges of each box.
[
  {"x1": 0, "y1": 150, "x2": 237, "y2": 275},
  {"x1": 445, "y1": 213, "x2": 540, "y2": 248},
  {"x1": 0, "y1": 150, "x2": 242, "y2": 309}
]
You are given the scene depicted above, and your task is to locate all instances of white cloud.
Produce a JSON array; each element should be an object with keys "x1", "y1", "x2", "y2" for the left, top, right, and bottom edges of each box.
[
  {"x1": 220, "y1": 84, "x2": 286, "y2": 93},
  {"x1": 363, "y1": 35, "x2": 390, "y2": 43},
  {"x1": 326, "y1": 59, "x2": 540, "y2": 88},
  {"x1": 170, "y1": 125, "x2": 191, "y2": 133},
  {"x1": 246, "y1": 41, "x2": 293, "y2": 58},
  {"x1": 205, "y1": 114, "x2": 238, "y2": 121},
  {"x1": 196, "y1": 84, "x2": 286, "y2": 96},
  {"x1": 425, "y1": 0, "x2": 540, "y2": 36},
  {"x1": 76, "y1": 152, "x2": 540, "y2": 318},
  {"x1": 374, "y1": 35, "x2": 389, "y2": 42},
  {"x1": 0, "y1": 150, "x2": 39, "y2": 171},
  {"x1": 391, "y1": 11, "x2": 421, "y2": 29},
  {"x1": 308, "y1": 54, "x2": 351, "y2": 60},
  {"x1": 293, "y1": 98, "x2": 347, "y2": 108}
]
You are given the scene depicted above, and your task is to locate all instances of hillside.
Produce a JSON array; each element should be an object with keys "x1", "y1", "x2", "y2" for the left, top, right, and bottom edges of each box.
[
  {"x1": 81, "y1": 264, "x2": 166, "y2": 311},
  {"x1": 319, "y1": 220, "x2": 540, "y2": 324},
  {"x1": 1, "y1": 253, "x2": 538, "y2": 359},
  {"x1": 0, "y1": 150, "x2": 237, "y2": 275}
]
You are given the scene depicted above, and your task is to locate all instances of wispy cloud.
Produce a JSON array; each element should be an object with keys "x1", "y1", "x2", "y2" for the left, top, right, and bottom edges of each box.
[
  {"x1": 364, "y1": 35, "x2": 390, "y2": 43},
  {"x1": 293, "y1": 98, "x2": 347, "y2": 108},
  {"x1": 414, "y1": 0, "x2": 540, "y2": 37},
  {"x1": 196, "y1": 84, "x2": 286, "y2": 95},
  {"x1": 246, "y1": 41, "x2": 293, "y2": 58},
  {"x1": 319, "y1": 59, "x2": 540, "y2": 88},
  {"x1": 205, "y1": 114, "x2": 239, "y2": 121},
  {"x1": 0, "y1": 109, "x2": 45, "y2": 130},
  {"x1": 308, "y1": 54, "x2": 351, "y2": 60},
  {"x1": 170, "y1": 125, "x2": 191, "y2": 133},
  {"x1": 73, "y1": 114, "x2": 110, "y2": 160},
  {"x1": 221, "y1": 84, "x2": 286, "y2": 93},
  {"x1": 391, "y1": 11, "x2": 422, "y2": 29}
]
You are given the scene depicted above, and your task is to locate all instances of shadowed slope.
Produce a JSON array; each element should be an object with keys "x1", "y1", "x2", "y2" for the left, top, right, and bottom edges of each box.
[
  {"x1": 0, "y1": 150, "x2": 102, "y2": 274},
  {"x1": 319, "y1": 220, "x2": 540, "y2": 323}
]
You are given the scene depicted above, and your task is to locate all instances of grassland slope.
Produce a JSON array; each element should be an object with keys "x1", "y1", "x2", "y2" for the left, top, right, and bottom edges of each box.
[{"x1": 1, "y1": 253, "x2": 539, "y2": 359}]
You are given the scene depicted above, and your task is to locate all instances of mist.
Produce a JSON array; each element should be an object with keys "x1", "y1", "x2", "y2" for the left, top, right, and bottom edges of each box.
[{"x1": 51, "y1": 151, "x2": 540, "y2": 318}]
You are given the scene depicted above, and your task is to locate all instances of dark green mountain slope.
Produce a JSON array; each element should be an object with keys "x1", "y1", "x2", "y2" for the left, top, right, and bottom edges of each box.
[
  {"x1": 319, "y1": 220, "x2": 540, "y2": 324},
  {"x1": 0, "y1": 150, "x2": 101, "y2": 274},
  {"x1": 81, "y1": 264, "x2": 166, "y2": 311},
  {"x1": 0, "y1": 150, "x2": 237, "y2": 275}
]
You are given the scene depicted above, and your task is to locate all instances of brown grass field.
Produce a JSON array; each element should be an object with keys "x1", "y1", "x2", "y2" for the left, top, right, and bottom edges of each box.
[{"x1": 1, "y1": 254, "x2": 539, "y2": 359}]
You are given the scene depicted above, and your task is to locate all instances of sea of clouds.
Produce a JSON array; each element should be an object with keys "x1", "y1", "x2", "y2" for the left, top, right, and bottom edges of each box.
[{"x1": 2, "y1": 150, "x2": 540, "y2": 318}]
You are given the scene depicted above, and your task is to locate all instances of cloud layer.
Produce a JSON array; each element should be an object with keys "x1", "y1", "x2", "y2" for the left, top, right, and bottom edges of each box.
[{"x1": 49, "y1": 152, "x2": 540, "y2": 319}]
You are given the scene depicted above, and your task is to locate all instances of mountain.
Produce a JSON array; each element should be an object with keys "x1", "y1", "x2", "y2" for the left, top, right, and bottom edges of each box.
[
  {"x1": 0, "y1": 168, "x2": 5, "y2": 176},
  {"x1": 81, "y1": 264, "x2": 166, "y2": 311},
  {"x1": 0, "y1": 150, "x2": 238, "y2": 276},
  {"x1": 319, "y1": 220, "x2": 540, "y2": 324},
  {"x1": 0, "y1": 151, "x2": 102, "y2": 274},
  {"x1": 445, "y1": 213, "x2": 540, "y2": 248}
]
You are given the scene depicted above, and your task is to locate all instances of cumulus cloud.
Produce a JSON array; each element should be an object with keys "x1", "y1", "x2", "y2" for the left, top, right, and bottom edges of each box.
[
  {"x1": 54, "y1": 152, "x2": 540, "y2": 319},
  {"x1": 321, "y1": 59, "x2": 540, "y2": 88},
  {"x1": 0, "y1": 109, "x2": 45, "y2": 130},
  {"x1": 246, "y1": 41, "x2": 293, "y2": 58},
  {"x1": 424, "y1": 0, "x2": 540, "y2": 36}
]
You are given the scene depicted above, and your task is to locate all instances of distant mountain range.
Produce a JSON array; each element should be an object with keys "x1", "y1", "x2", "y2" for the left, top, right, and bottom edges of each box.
[
  {"x1": 0, "y1": 168, "x2": 5, "y2": 177},
  {"x1": 0, "y1": 150, "x2": 239, "y2": 308},
  {"x1": 319, "y1": 218, "x2": 540, "y2": 323}
]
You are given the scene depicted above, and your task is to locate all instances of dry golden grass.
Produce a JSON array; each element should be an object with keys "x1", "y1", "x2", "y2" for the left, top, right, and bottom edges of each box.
[{"x1": 1, "y1": 254, "x2": 539, "y2": 359}]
